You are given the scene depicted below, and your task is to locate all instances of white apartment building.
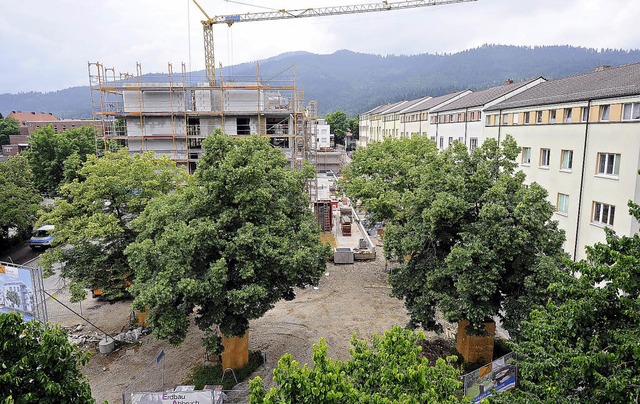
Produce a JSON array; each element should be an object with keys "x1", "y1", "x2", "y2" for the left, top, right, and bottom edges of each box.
[
  {"x1": 429, "y1": 78, "x2": 545, "y2": 150},
  {"x1": 484, "y1": 63, "x2": 640, "y2": 260},
  {"x1": 358, "y1": 101, "x2": 406, "y2": 145},
  {"x1": 316, "y1": 119, "x2": 331, "y2": 149},
  {"x1": 398, "y1": 91, "x2": 471, "y2": 140}
]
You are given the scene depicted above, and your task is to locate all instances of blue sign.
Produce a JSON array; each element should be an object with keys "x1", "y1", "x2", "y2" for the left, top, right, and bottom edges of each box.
[{"x1": 0, "y1": 263, "x2": 36, "y2": 321}]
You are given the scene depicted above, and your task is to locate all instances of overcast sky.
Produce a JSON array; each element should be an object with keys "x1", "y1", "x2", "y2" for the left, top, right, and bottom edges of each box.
[{"x1": 1, "y1": 0, "x2": 638, "y2": 94}]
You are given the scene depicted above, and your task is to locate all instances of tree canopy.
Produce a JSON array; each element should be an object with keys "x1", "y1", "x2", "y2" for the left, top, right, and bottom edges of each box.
[
  {"x1": 125, "y1": 131, "x2": 329, "y2": 349},
  {"x1": 493, "y1": 197, "x2": 640, "y2": 403},
  {"x1": 23, "y1": 125, "x2": 96, "y2": 194},
  {"x1": 39, "y1": 149, "x2": 189, "y2": 301},
  {"x1": 342, "y1": 136, "x2": 567, "y2": 335},
  {"x1": 0, "y1": 155, "x2": 41, "y2": 250},
  {"x1": 249, "y1": 326, "x2": 463, "y2": 403},
  {"x1": 326, "y1": 110, "x2": 350, "y2": 145},
  {"x1": 0, "y1": 312, "x2": 94, "y2": 403},
  {"x1": 0, "y1": 117, "x2": 19, "y2": 146}
]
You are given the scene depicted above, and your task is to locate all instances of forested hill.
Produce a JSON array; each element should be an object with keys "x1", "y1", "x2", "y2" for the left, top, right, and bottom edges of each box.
[{"x1": 2, "y1": 45, "x2": 640, "y2": 118}]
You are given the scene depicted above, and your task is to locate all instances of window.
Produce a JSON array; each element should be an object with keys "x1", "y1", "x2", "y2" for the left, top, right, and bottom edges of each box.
[
  {"x1": 592, "y1": 202, "x2": 615, "y2": 226},
  {"x1": 521, "y1": 147, "x2": 531, "y2": 165},
  {"x1": 470, "y1": 137, "x2": 478, "y2": 150},
  {"x1": 486, "y1": 115, "x2": 492, "y2": 125},
  {"x1": 597, "y1": 153, "x2": 620, "y2": 176},
  {"x1": 524, "y1": 111, "x2": 531, "y2": 124},
  {"x1": 458, "y1": 137, "x2": 464, "y2": 143},
  {"x1": 502, "y1": 114, "x2": 508, "y2": 125},
  {"x1": 622, "y1": 102, "x2": 640, "y2": 120},
  {"x1": 564, "y1": 108, "x2": 572, "y2": 123},
  {"x1": 549, "y1": 110, "x2": 556, "y2": 123},
  {"x1": 513, "y1": 113, "x2": 519, "y2": 125},
  {"x1": 237, "y1": 117, "x2": 250, "y2": 135},
  {"x1": 581, "y1": 106, "x2": 589, "y2": 122},
  {"x1": 536, "y1": 111, "x2": 543, "y2": 123},
  {"x1": 439, "y1": 137, "x2": 444, "y2": 148},
  {"x1": 557, "y1": 193, "x2": 569, "y2": 214},
  {"x1": 540, "y1": 148, "x2": 550, "y2": 167},
  {"x1": 599, "y1": 105, "x2": 610, "y2": 121},
  {"x1": 448, "y1": 137, "x2": 453, "y2": 146},
  {"x1": 560, "y1": 150, "x2": 573, "y2": 170},
  {"x1": 430, "y1": 136, "x2": 436, "y2": 143}
]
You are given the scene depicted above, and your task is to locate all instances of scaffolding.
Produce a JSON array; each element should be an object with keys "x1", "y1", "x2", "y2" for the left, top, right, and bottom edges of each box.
[{"x1": 88, "y1": 62, "x2": 317, "y2": 174}]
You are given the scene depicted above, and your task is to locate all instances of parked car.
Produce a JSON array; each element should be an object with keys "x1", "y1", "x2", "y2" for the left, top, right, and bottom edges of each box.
[{"x1": 29, "y1": 225, "x2": 54, "y2": 249}]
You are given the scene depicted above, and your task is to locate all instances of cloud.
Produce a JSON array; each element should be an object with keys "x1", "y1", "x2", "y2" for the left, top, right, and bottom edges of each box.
[{"x1": 0, "y1": 0, "x2": 638, "y2": 94}]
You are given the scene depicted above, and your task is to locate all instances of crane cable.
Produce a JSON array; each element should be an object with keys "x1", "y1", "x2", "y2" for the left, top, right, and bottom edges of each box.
[{"x1": 224, "y1": 0, "x2": 277, "y2": 11}]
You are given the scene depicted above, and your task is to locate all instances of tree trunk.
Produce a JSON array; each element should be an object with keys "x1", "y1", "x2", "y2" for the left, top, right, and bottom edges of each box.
[
  {"x1": 221, "y1": 331, "x2": 249, "y2": 370},
  {"x1": 456, "y1": 320, "x2": 495, "y2": 364}
]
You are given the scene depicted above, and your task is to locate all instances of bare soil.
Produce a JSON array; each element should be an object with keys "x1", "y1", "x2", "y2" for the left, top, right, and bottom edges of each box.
[{"x1": 75, "y1": 242, "x2": 442, "y2": 403}]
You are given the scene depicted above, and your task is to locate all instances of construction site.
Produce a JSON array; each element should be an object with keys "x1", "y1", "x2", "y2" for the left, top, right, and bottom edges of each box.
[
  {"x1": 88, "y1": 62, "x2": 318, "y2": 174},
  {"x1": 86, "y1": 0, "x2": 478, "y2": 265}
]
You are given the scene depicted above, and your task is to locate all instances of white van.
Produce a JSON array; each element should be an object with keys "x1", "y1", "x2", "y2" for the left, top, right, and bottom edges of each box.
[{"x1": 29, "y1": 225, "x2": 55, "y2": 249}]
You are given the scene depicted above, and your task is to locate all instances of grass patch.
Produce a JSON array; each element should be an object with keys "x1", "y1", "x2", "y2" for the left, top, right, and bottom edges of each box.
[{"x1": 185, "y1": 351, "x2": 264, "y2": 390}]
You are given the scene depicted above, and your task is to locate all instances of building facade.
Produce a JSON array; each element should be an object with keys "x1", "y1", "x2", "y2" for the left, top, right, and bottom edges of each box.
[
  {"x1": 357, "y1": 62, "x2": 640, "y2": 260},
  {"x1": 89, "y1": 63, "x2": 315, "y2": 173},
  {"x1": 484, "y1": 63, "x2": 640, "y2": 260},
  {"x1": 1, "y1": 111, "x2": 102, "y2": 156}
]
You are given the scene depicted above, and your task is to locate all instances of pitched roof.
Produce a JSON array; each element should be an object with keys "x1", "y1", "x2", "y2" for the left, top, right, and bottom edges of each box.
[
  {"x1": 431, "y1": 78, "x2": 542, "y2": 113},
  {"x1": 7, "y1": 111, "x2": 59, "y2": 124},
  {"x1": 369, "y1": 101, "x2": 407, "y2": 116},
  {"x1": 487, "y1": 62, "x2": 640, "y2": 111},
  {"x1": 402, "y1": 90, "x2": 470, "y2": 114}
]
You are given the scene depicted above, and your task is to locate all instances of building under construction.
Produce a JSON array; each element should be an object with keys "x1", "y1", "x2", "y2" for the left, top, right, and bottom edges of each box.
[{"x1": 88, "y1": 62, "x2": 318, "y2": 174}]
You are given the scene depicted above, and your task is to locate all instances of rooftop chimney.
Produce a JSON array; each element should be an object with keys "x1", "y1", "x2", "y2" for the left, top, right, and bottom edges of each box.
[
  {"x1": 595, "y1": 65, "x2": 611, "y2": 72},
  {"x1": 504, "y1": 79, "x2": 514, "y2": 85}
]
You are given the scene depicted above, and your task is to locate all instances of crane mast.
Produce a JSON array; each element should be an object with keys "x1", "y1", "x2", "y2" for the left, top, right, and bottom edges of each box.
[{"x1": 192, "y1": 0, "x2": 478, "y2": 84}]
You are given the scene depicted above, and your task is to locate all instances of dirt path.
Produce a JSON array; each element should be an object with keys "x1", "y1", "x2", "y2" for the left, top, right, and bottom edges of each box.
[{"x1": 79, "y1": 245, "x2": 415, "y2": 403}]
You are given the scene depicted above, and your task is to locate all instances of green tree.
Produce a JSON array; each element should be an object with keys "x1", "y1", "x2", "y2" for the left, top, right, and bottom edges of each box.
[
  {"x1": 5, "y1": 290, "x2": 20, "y2": 308},
  {"x1": 493, "y1": 198, "x2": 640, "y2": 403},
  {"x1": 0, "y1": 117, "x2": 19, "y2": 146},
  {"x1": 125, "y1": 131, "x2": 329, "y2": 348},
  {"x1": 249, "y1": 326, "x2": 464, "y2": 403},
  {"x1": 342, "y1": 135, "x2": 438, "y2": 224},
  {"x1": 39, "y1": 149, "x2": 189, "y2": 301},
  {"x1": 0, "y1": 155, "x2": 42, "y2": 250},
  {"x1": 0, "y1": 312, "x2": 94, "y2": 403},
  {"x1": 343, "y1": 137, "x2": 566, "y2": 336},
  {"x1": 326, "y1": 110, "x2": 349, "y2": 145},
  {"x1": 348, "y1": 117, "x2": 359, "y2": 139},
  {"x1": 24, "y1": 125, "x2": 96, "y2": 194}
]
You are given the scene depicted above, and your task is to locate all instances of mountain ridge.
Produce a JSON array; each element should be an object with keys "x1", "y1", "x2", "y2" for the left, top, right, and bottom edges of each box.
[{"x1": 2, "y1": 44, "x2": 639, "y2": 118}]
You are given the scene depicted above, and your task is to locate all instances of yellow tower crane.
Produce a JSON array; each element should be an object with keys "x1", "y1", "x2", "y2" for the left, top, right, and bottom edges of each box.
[{"x1": 191, "y1": 0, "x2": 478, "y2": 85}]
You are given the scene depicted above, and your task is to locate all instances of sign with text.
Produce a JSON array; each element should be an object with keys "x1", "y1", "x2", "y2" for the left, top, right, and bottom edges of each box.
[
  {"x1": 131, "y1": 390, "x2": 213, "y2": 404},
  {"x1": 0, "y1": 263, "x2": 36, "y2": 321}
]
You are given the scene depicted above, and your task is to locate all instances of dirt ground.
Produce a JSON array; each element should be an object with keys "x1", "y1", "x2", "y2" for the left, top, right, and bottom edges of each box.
[{"x1": 68, "y1": 240, "x2": 445, "y2": 403}]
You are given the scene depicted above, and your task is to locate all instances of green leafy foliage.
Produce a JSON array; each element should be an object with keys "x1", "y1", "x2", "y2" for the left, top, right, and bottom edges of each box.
[
  {"x1": 0, "y1": 312, "x2": 94, "y2": 403},
  {"x1": 343, "y1": 136, "x2": 567, "y2": 336},
  {"x1": 325, "y1": 110, "x2": 350, "y2": 145},
  {"x1": 187, "y1": 351, "x2": 264, "y2": 390},
  {"x1": 23, "y1": 125, "x2": 96, "y2": 194},
  {"x1": 0, "y1": 155, "x2": 41, "y2": 250},
  {"x1": 249, "y1": 326, "x2": 464, "y2": 403},
  {"x1": 126, "y1": 130, "x2": 329, "y2": 346},
  {"x1": 0, "y1": 117, "x2": 19, "y2": 145},
  {"x1": 493, "y1": 198, "x2": 640, "y2": 403},
  {"x1": 38, "y1": 149, "x2": 189, "y2": 301}
]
